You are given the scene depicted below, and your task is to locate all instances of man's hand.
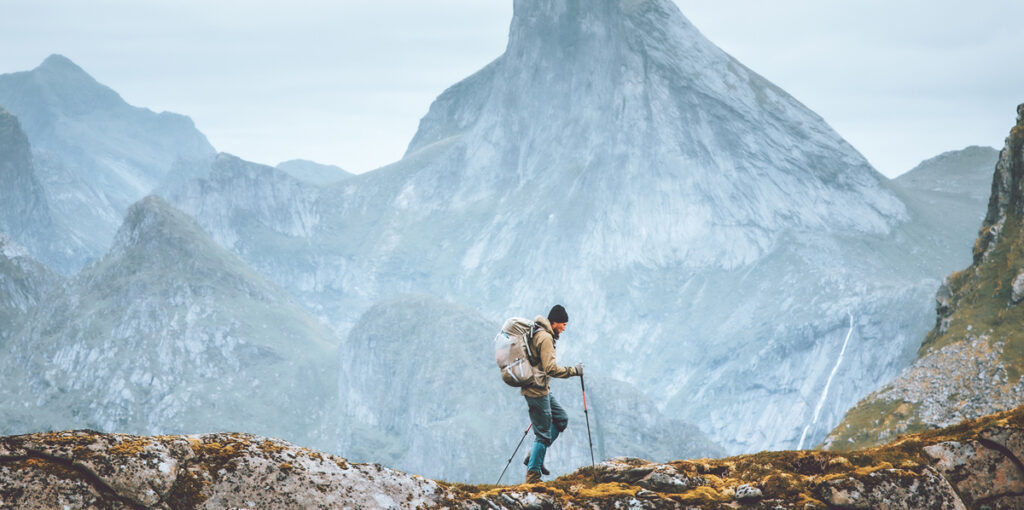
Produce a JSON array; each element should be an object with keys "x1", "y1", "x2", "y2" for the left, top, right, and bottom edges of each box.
[{"x1": 574, "y1": 363, "x2": 584, "y2": 377}]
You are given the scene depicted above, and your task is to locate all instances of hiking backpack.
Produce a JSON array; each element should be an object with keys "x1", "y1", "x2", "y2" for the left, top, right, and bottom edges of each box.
[{"x1": 494, "y1": 317, "x2": 546, "y2": 387}]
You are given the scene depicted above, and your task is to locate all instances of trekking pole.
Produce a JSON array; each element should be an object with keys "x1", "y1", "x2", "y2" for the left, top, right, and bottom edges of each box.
[
  {"x1": 581, "y1": 374, "x2": 597, "y2": 483},
  {"x1": 496, "y1": 423, "x2": 532, "y2": 485}
]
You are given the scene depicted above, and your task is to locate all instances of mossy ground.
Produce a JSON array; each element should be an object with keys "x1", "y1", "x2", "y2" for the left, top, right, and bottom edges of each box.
[
  {"x1": 826, "y1": 399, "x2": 927, "y2": 451},
  {"x1": 6, "y1": 407, "x2": 1024, "y2": 508},
  {"x1": 451, "y1": 405, "x2": 1024, "y2": 508}
]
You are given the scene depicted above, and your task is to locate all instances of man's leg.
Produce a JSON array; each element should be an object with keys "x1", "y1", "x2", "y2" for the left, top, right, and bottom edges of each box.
[
  {"x1": 525, "y1": 394, "x2": 552, "y2": 477},
  {"x1": 548, "y1": 394, "x2": 569, "y2": 445}
]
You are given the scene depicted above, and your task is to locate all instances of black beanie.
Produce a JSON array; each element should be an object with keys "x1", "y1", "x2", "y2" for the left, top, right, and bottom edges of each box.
[{"x1": 548, "y1": 304, "x2": 569, "y2": 323}]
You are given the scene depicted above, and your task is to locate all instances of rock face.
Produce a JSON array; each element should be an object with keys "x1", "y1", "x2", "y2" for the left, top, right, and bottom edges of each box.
[
  {"x1": 0, "y1": 108, "x2": 51, "y2": 248},
  {"x1": 0, "y1": 108, "x2": 88, "y2": 271},
  {"x1": 0, "y1": 196, "x2": 340, "y2": 449},
  {"x1": 826, "y1": 105, "x2": 1024, "y2": 450},
  {"x1": 0, "y1": 233, "x2": 59, "y2": 344},
  {"x1": 4, "y1": 405, "x2": 1024, "y2": 509},
  {"x1": 166, "y1": 0, "x2": 967, "y2": 457},
  {"x1": 0, "y1": 54, "x2": 216, "y2": 272}
]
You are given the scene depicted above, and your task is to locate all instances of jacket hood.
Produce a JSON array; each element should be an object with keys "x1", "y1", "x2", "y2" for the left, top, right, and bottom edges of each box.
[{"x1": 534, "y1": 316, "x2": 554, "y2": 337}]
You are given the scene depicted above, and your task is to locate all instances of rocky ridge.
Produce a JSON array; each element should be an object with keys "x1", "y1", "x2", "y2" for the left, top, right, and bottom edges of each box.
[
  {"x1": 825, "y1": 104, "x2": 1024, "y2": 450},
  {"x1": 4, "y1": 405, "x2": 1024, "y2": 509}
]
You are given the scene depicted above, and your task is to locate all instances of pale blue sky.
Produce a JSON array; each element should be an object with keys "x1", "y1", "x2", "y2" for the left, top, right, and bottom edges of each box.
[{"x1": 1, "y1": 0, "x2": 1021, "y2": 177}]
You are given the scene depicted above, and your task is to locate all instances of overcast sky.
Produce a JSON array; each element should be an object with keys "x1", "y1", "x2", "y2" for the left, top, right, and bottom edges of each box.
[{"x1": 1, "y1": 0, "x2": 1021, "y2": 178}]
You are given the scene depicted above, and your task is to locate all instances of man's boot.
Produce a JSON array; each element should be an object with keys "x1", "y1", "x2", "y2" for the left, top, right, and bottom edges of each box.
[
  {"x1": 523, "y1": 453, "x2": 550, "y2": 475},
  {"x1": 525, "y1": 470, "x2": 542, "y2": 484}
]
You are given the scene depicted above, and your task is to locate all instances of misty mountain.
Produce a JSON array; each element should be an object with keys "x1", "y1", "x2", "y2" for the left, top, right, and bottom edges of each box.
[
  {"x1": 887, "y1": 146, "x2": 1000, "y2": 271},
  {"x1": 165, "y1": 0, "x2": 972, "y2": 455},
  {"x1": 0, "y1": 0, "x2": 1000, "y2": 477},
  {"x1": 0, "y1": 54, "x2": 216, "y2": 272},
  {"x1": 276, "y1": 159, "x2": 352, "y2": 186},
  {"x1": 894, "y1": 145, "x2": 999, "y2": 200},
  {"x1": 332, "y1": 295, "x2": 724, "y2": 483},
  {"x1": 0, "y1": 234, "x2": 59, "y2": 344},
  {"x1": 0, "y1": 107, "x2": 50, "y2": 244},
  {"x1": 825, "y1": 106, "x2": 1024, "y2": 450},
  {"x1": 0, "y1": 107, "x2": 90, "y2": 271},
  {"x1": 0, "y1": 195, "x2": 340, "y2": 450}
]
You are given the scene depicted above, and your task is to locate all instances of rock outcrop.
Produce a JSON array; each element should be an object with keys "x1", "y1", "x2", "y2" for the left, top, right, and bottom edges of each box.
[
  {"x1": 826, "y1": 105, "x2": 1024, "y2": 450},
  {"x1": 4, "y1": 405, "x2": 1024, "y2": 509}
]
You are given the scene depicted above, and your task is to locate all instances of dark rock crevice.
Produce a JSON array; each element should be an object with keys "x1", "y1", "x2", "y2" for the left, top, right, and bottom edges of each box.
[
  {"x1": 977, "y1": 436, "x2": 1024, "y2": 476},
  {"x1": 973, "y1": 436, "x2": 1024, "y2": 509},
  {"x1": 0, "y1": 450, "x2": 149, "y2": 510},
  {"x1": 936, "y1": 470, "x2": 972, "y2": 510}
]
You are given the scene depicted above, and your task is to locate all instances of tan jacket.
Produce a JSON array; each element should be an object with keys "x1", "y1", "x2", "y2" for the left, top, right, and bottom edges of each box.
[{"x1": 521, "y1": 316, "x2": 578, "y2": 398}]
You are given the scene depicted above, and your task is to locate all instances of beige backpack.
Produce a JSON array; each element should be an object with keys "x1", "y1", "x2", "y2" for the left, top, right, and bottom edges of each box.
[{"x1": 494, "y1": 317, "x2": 546, "y2": 387}]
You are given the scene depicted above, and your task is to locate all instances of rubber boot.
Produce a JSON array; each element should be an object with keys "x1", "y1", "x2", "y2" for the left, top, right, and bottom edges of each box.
[
  {"x1": 526, "y1": 441, "x2": 547, "y2": 481},
  {"x1": 523, "y1": 452, "x2": 550, "y2": 475}
]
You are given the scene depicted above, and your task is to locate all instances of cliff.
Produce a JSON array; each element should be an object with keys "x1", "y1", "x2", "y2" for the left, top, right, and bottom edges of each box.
[
  {"x1": 3, "y1": 405, "x2": 1024, "y2": 509},
  {"x1": 826, "y1": 104, "x2": 1024, "y2": 450}
]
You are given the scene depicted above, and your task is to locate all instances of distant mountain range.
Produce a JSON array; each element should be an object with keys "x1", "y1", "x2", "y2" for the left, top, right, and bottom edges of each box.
[
  {"x1": 0, "y1": 0, "x2": 1006, "y2": 483},
  {"x1": 0, "y1": 54, "x2": 215, "y2": 273},
  {"x1": 161, "y1": 0, "x2": 995, "y2": 453}
]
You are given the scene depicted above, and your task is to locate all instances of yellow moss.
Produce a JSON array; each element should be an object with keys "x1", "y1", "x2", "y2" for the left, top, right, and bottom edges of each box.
[
  {"x1": 259, "y1": 440, "x2": 286, "y2": 455},
  {"x1": 38, "y1": 431, "x2": 99, "y2": 446},
  {"x1": 279, "y1": 462, "x2": 293, "y2": 471},
  {"x1": 71, "y1": 445, "x2": 95, "y2": 459},
  {"x1": 18, "y1": 457, "x2": 79, "y2": 480},
  {"x1": 572, "y1": 482, "x2": 636, "y2": 499},
  {"x1": 678, "y1": 485, "x2": 729, "y2": 503},
  {"x1": 853, "y1": 461, "x2": 893, "y2": 476},
  {"x1": 827, "y1": 456, "x2": 851, "y2": 469},
  {"x1": 109, "y1": 438, "x2": 151, "y2": 456},
  {"x1": 797, "y1": 493, "x2": 828, "y2": 508}
]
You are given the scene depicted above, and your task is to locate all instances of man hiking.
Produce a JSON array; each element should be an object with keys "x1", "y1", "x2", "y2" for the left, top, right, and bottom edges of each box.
[{"x1": 522, "y1": 304, "x2": 583, "y2": 483}]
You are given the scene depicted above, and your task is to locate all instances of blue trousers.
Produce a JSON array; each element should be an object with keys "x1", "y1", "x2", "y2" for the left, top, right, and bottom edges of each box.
[{"x1": 525, "y1": 393, "x2": 568, "y2": 473}]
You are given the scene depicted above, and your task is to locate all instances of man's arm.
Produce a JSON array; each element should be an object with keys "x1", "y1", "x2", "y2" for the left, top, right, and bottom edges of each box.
[{"x1": 536, "y1": 332, "x2": 577, "y2": 379}]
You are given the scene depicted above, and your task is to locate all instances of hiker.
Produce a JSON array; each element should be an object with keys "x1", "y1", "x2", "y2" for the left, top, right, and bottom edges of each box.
[{"x1": 522, "y1": 304, "x2": 583, "y2": 483}]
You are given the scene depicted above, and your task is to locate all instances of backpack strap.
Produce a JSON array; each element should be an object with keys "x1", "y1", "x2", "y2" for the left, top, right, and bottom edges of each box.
[{"x1": 525, "y1": 322, "x2": 541, "y2": 366}]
